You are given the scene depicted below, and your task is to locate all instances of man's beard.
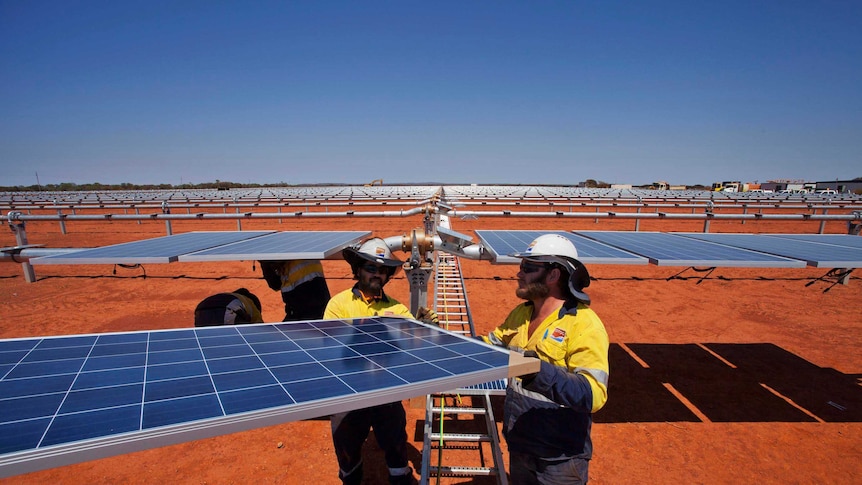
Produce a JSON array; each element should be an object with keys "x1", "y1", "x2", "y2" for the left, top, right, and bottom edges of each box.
[
  {"x1": 359, "y1": 276, "x2": 384, "y2": 295},
  {"x1": 516, "y1": 281, "x2": 550, "y2": 300}
]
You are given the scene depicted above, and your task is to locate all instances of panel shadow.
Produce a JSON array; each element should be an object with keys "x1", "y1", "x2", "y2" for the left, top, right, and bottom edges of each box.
[{"x1": 596, "y1": 343, "x2": 861, "y2": 423}]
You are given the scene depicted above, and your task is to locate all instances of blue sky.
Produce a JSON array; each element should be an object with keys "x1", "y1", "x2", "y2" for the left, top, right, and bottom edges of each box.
[{"x1": 1, "y1": 1, "x2": 860, "y2": 187}]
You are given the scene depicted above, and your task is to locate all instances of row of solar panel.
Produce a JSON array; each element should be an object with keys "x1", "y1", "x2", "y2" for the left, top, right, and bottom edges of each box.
[
  {"x1": 30, "y1": 230, "x2": 862, "y2": 269},
  {"x1": 31, "y1": 231, "x2": 370, "y2": 265},
  {"x1": 475, "y1": 231, "x2": 862, "y2": 268}
]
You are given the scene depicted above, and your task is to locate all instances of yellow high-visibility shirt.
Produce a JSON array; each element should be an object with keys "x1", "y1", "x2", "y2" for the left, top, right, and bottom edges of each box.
[
  {"x1": 486, "y1": 301, "x2": 609, "y2": 412},
  {"x1": 324, "y1": 286, "x2": 414, "y2": 321}
]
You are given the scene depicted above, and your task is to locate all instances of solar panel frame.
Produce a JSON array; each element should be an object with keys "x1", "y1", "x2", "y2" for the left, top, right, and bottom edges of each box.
[
  {"x1": 176, "y1": 231, "x2": 370, "y2": 261},
  {"x1": 474, "y1": 230, "x2": 648, "y2": 265},
  {"x1": 576, "y1": 231, "x2": 807, "y2": 267},
  {"x1": 30, "y1": 231, "x2": 275, "y2": 265},
  {"x1": 0, "y1": 317, "x2": 537, "y2": 478},
  {"x1": 677, "y1": 233, "x2": 862, "y2": 268}
]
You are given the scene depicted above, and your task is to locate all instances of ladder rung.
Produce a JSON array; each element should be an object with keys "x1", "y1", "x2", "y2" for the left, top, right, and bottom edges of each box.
[
  {"x1": 431, "y1": 406, "x2": 486, "y2": 414},
  {"x1": 429, "y1": 432, "x2": 491, "y2": 442},
  {"x1": 427, "y1": 466, "x2": 498, "y2": 477}
]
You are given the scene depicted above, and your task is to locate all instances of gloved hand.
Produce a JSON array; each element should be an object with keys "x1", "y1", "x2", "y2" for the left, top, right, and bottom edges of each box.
[
  {"x1": 415, "y1": 307, "x2": 439, "y2": 325},
  {"x1": 520, "y1": 350, "x2": 540, "y2": 386}
]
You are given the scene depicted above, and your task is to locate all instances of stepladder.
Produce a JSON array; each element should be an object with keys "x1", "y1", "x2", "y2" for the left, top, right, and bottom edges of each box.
[{"x1": 420, "y1": 381, "x2": 508, "y2": 485}]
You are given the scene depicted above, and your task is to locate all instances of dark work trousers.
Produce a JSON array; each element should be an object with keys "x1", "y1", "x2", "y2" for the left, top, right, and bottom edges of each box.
[
  {"x1": 509, "y1": 451, "x2": 589, "y2": 485},
  {"x1": 330, "y1": 402, "x2": 410, "y2": 485},
  {"x1": 282, "y1": 278, "x2": 330, "y2": 321}
]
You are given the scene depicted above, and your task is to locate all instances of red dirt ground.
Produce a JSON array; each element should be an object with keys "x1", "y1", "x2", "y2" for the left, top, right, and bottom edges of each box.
[{"x1": 1, "y1": 214, "x2": 860, "y2": 484}]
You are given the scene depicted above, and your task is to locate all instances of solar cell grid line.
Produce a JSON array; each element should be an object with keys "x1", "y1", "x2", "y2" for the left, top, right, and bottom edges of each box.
[
  {"x1": 763, "y1": 234, "x2": 862, "y2": 250},
  {"x1": 575, "y1": 231, "x2": 807, "y2": 267},
  {"x1": 30, "y1": 231, "x2": 275, "y2": 265},
  {"x1": 177, "y1": 230, "x2": 370, "y2": 262},
  {"x1": 0, "y1": 317, "x2": 538, "y2": 478},
  {"x1": 474, "y1": 230, "x2": 649, "y2": 265},
  {"x1": 677, "y1": 233, "x2": 862, "y2": 268}
]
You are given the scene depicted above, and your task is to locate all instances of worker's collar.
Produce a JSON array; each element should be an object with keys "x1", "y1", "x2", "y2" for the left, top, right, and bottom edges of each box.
[
  {"x1": 352, "y1": 286, "x2": 390, "y2": 304},
  {"x1": 525, "y1": 299, "x2": 580, "y2": 318}
]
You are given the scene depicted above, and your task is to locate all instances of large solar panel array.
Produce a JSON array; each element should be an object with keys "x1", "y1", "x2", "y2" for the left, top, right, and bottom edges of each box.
[
  {"x1": 0, "y1": 317, "x2": 537, "y2": 478},
  {"x1": 576, "y1": 231, "x2": 806, "y2": 267},
  {"x1": 474, "y1": 230, "x2": 649, "y2": 265},
  {"x1": 678, "y1": 233, "x2": 862, "y2": 268},
  {"x1": 30, "y1": 231, "x2": 369, "y2": 265}
]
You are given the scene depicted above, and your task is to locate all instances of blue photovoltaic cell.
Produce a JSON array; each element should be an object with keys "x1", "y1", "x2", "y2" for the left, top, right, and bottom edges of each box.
[
  {"x1": 177, "y1": 231, "x2": 370, "y2": 261},
  {"x1": 677, "y1": 233, "x2": 862, "y2": 268},
  {"x1": 0, "y1": 317, "x2": 521, "y2": 478},
  {"x1": 576, "y1": 231, "x2": 807, "y2": 267},
  {"x1": 474, "y1": 230, "x2": 648, "y2": 265},
  {"x1": 764, "y1": 234, "x2": 862, "y2": 250},
  {"x1": 31, "y1": 231, "x2": 274, "y2": 265}
]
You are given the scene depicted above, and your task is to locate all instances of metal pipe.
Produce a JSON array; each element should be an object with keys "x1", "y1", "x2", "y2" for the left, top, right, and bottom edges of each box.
[{"x1": 0, "y1": 248, "x2": 80, "y2": 263}]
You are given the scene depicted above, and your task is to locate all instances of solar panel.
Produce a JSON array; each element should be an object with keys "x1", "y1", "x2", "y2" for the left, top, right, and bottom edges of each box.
[
  {"x1": 177, "y1": 231, "x2": 370, "y2": 261},
  {"x1": 31, "y1": 231, "x2": 275, "y2": 265},
  {"x1": 0, "y1": 317, "x2": 537, "y2": 478},
  {"x1": 678, "y1": 233, "x2": 862, "y2": 268},
  {"x1": 763, "y1": 234, "x2": 862, "y2": 250},
  {"x1": 474, "y1": 230, "x2": 648, "y2": 265},
  {"x1": 575, "y1": 231, "x2": 806, "y2": 267}
]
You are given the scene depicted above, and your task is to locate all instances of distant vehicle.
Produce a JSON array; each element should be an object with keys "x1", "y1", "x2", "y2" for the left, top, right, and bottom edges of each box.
[
  {"x1": 817, "y1": 189, "x2": 837, "y2": 195},
  {"x1": 748, "y1": 189, "x2": 764, "y2": 193},
  {"x1": 779, "y1": 189, "x2": 794, "y2": 194},
  {"x1": 722, "y1": 187, "x2": 737, "y2": 192}
]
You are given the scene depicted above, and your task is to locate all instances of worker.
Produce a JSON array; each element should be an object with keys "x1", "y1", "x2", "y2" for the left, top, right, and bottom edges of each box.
[
  {"x1": 259, "y1": 259, "x2": 330, "y2": 321},
  {"x1": 194, "y1": 288, "x2": 264, "y2": 327},
  {"x1": 323, "y1": 237, "x2": 437, "y2": 485},
  {"x1": 483, "y1": 234, "x2": 609, "y2": 484}
]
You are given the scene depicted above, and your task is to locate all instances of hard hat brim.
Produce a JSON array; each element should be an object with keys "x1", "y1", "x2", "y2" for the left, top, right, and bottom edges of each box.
[{"x1": 343, "y1": 247, "x2": 403, "y2": 268}]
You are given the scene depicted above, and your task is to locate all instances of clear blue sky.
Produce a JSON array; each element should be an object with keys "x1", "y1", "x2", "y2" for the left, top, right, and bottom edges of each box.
[{"x1": 1, "y1": 1, "x2": 860, "y2": 187}]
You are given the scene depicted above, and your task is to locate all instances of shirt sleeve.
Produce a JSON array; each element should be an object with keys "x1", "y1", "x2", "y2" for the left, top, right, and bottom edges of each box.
[
  {"x1": 483, "y1": 305, "x2": 526, "y2": 348},
  {"x1": 526, "y1": 313, "x2": 609, "y2": 413},
  {"x1": 323, "y1": 296, "x2": 344, "y2": 320}
]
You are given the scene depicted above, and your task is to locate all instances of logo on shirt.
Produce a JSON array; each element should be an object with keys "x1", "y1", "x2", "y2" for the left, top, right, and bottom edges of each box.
[{"x1": 550, "y1": 327, "x2": 566, "y2": 343}]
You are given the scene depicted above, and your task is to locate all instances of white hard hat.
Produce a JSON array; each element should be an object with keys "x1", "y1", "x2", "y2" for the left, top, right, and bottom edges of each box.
[
  {"x1": 513, "y1": 233, "x2": 579, "y2": 261},
  {"x1": 510, "y1": 234, "x2": 591, "y2": 303},
  {"x1": 343, "y1": 237, "x2": 403, "y2": 274}
]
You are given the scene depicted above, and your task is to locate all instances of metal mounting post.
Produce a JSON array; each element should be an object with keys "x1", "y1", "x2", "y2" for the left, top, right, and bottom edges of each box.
[
  {"x1": 403, "y1": 228, "x2": 435, "y2": 315},
  {"x1": 54, "y1": 200, "x2": 67, "y2": 234},
  {"x1": 405, "y1": 265, "x2": 433, "y2": 316},
  {"x1": 7, "y1": 211, "x2": 37, "y2": 283},
  {"x1": 703, "y1": 201, "x2": 714, "y2": 233},
  {"x1": 161, "y1": 201, "x2": 172, "y2": 235}
]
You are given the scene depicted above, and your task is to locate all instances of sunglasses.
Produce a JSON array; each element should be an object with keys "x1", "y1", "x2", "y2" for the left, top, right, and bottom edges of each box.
[
  {"x1": 519, "y1": 261, "x2": 549, "y2": 274},
  {"x1": 361, "y1": 264, "x2": 388, "y2": 274}
]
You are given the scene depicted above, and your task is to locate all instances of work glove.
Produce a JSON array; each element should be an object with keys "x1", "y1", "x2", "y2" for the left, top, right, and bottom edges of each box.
[{"x1": 415, "y1": 307, "x2": 439, "y2": 325}]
